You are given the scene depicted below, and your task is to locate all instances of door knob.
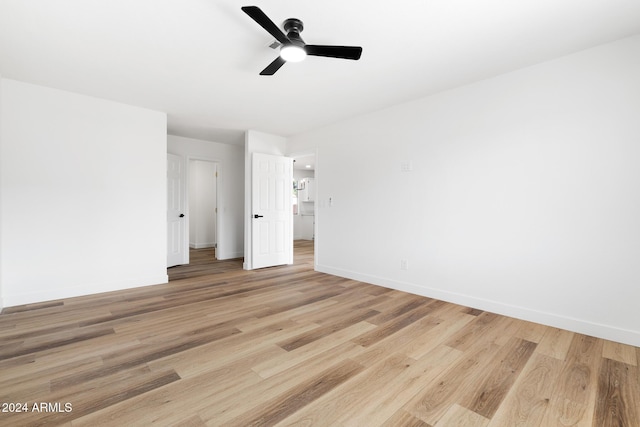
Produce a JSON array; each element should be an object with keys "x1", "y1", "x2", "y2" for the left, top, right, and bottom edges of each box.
[
  {"x1": 253, "y1": 214, "x2": 264, "y2": 218},
  {"x1": 179, "y1": 214, "x2": 185, "y2": 217}
]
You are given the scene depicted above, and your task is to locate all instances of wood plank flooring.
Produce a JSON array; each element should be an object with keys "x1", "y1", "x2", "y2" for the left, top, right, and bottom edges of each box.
[{"x1": 1, "y1": 240, "x2": 639, "y2": 426}]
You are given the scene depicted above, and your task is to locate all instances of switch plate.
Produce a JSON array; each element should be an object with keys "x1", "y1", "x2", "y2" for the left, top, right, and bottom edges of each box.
[{"x1": 401, "y1": 161, "x2": 413, "y2": 172}]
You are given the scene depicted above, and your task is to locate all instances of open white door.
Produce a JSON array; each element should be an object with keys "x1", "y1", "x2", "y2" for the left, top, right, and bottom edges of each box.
[
  {"x1": 251, "y1": 152, "x2": 293, "y2": 269},
  {"x1": 167, "y1": 153, "x2": 188, "y2": 267}
]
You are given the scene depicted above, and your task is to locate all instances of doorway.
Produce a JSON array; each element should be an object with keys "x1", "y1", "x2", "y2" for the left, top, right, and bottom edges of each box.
[
  {"x1": 189, "y1": 159, "x2": 218, "y2": 256},
  {"x1": 291, "y1": 152, "x2": 316, "y2": 263}
]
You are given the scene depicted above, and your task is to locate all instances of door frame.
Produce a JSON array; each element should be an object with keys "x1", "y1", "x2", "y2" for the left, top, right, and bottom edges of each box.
[
  {"x1": 186, "y1": 156, "x2": 223, "y2": 260},
  {"x1": 289, "y1": 149, "x2": 318, "y2": 269}
]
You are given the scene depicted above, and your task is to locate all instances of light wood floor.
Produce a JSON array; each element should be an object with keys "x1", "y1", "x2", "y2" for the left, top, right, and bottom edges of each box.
[{"x1": 1, "y1": 241, "x2": 639, "y2": 426}]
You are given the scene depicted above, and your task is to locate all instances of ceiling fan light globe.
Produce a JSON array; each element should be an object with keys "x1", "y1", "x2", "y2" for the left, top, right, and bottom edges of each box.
[{"x1": 280, "y1": 45, "x2": 306, "y2": 62}]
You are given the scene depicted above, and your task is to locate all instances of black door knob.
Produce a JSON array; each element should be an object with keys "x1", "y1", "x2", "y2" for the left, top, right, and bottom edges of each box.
[
  {"x1": 179, "y1": 214, "x2": 185, "y2": 217},
  {"x1": 254, "y1": 214, "x2": 264, "y2": 218}
]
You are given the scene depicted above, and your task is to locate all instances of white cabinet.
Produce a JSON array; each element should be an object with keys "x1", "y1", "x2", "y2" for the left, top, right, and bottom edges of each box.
[{"x1": 298, "y1": 177, "x2": 315, "y2": 202}]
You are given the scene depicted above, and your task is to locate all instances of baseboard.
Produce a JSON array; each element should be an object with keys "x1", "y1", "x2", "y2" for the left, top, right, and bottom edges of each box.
[
  {"x1": 217, "y1": 251, "x2": 244, "y2": 261},
  {"x1": 189, "y1": 243, "x2": 216, "y2": 249},
  {"x1": 316, "y1": 264, "x2": 640, "y2": 347},
  {"x1": 2, "y1": 274, "x2": 169, "y2": 308},
  {"x1": 294, "y1": 235, "x2": 314, "y2": 241}
]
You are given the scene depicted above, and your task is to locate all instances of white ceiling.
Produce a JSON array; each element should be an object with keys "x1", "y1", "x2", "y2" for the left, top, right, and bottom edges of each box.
[
  {"x1": 1, "y1": 1, "x2": 639, "y2": 145},
  {"x1": 293, "y1": 154, "x2": 315, "y2": 171}
]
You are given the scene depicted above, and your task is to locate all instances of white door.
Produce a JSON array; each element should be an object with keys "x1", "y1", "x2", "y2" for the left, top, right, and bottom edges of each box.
[
  {"x1": 251, "y1": 152, "x2": 293, "y2": 269},
  {"x1": 167, "y1": 153, "x2": 187, "y2": 267},
  {"x1": 211, "y1": 163, "x2": 217, "y2": 251}
]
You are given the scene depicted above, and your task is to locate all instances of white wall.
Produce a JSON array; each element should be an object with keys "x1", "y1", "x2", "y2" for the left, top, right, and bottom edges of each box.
[
  {"x1": 243, "y1": 130, "x2": 289, "y2": 269},
  {"x1": 0, "y1": 79, "x2": 167, "y2": 307},
  {"x1": 189, "y1": 160, "x2": 217, "y2": 249},
  {"x1": 0, "y1": 74, "x2": 4, "y2": 310},
  {"x1": 168, "y1": 134, "x2": 244, "y2": 259},
  {"x1": 189, "y1": 163, "x2": 198, "y2": 245},
  {"x1": 289, "y1": 35, "x2": 640, "y2": 346}
]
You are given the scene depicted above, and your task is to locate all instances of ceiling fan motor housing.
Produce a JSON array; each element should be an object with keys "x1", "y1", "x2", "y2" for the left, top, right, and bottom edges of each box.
[{"x1": 283, "y1": 18, "x2": 305, "y2": 47}]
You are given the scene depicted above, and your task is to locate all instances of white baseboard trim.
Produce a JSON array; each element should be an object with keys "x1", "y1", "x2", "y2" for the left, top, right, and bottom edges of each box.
[
  {"x1": 316, "y1": 264, "x2": 640, "y2": 347},
  {"x1": 189, "y1": 243, "x2": 216, "y2": 249},
  {"x1": 217, "y1": 251, "x2": 244, "y2": 261},
  {"x1": 2, "y1": 274, "x2": 169, "y2": 308},
  {"x1": 294, "y1": 235, "x2": 314, "y2": 241}
]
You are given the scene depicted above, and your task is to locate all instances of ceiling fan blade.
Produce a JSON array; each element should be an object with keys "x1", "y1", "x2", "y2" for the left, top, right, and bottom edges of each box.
[
  {"x1": 305, "y1": 45, "x2": 362, "y2": 60},
  {"x1": 260, "y1": 56, "x2": 286, "y2": 75},
  {"x1": 241, "y1": 6, "x2": 289, "y2": 45}
]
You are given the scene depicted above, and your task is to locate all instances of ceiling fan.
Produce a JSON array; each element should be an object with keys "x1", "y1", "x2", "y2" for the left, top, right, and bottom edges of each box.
[{"x1": 241, "y1": 6, "x2": 363, "y2": 75}]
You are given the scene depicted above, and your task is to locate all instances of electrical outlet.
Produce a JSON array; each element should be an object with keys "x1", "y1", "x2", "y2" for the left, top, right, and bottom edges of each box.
[
  {"x1": 401, "y1": 161, "x2": 413, "y2": 172},
  {"x1": 400, "y1": 259, "x2": 409, "y2": 270}
]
